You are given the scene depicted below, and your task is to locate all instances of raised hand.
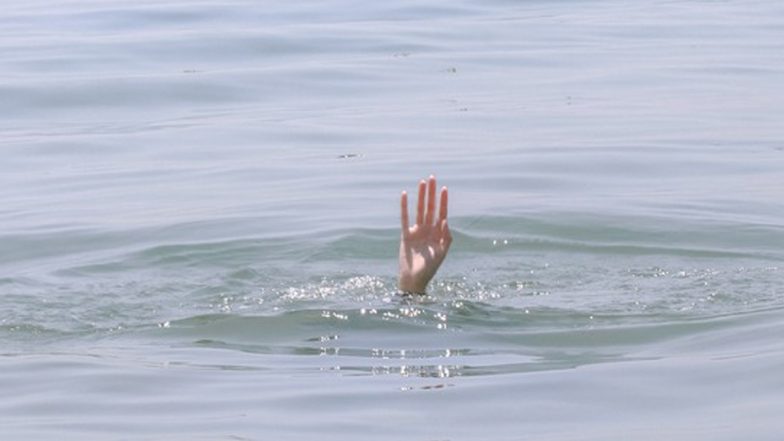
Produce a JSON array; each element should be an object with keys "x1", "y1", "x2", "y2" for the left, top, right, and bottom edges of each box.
[{"x1": 398, "y1": 175, "x2": 453, "y2": 294}]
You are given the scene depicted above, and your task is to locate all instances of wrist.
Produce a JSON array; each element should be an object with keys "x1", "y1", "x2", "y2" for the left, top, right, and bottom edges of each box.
[{"x1": 398, "y1": 275, "x2": 427, "y2": 294}]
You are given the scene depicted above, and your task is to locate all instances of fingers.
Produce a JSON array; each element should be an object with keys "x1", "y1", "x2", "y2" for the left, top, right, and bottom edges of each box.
[
  {"x1": 438, "y1": 186, "x2": 448, "y2": 222},
  {"x1": 400, "y1": 191, "x2": 409, "y2": 234},
  {"x1": 442, "y1": 220, "x2": 453, "y2": 247},
  {"x1": 413, "y1": 175, "x2": 445, "y2": 228},
  {"x1": 425, "y1": 175, "x2": 436, "y2": 226},
  {"x1": 416, "y1": 179, "x2": 426, "y2": 226}
]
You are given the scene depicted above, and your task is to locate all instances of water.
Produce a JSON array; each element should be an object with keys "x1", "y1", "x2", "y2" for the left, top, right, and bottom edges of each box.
[{"x1": 2, "y1": 0, "x2": 784, "y2": 439}]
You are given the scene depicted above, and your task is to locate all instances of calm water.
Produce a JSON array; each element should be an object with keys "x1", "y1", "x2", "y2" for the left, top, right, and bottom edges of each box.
[{"x1": 2, "y1": 0, "x2": 784, "y2": 439}]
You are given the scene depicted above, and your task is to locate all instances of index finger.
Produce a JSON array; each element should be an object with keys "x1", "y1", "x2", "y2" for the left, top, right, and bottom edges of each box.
[
  {"x1": 400, "y1": 191, "x2": 409, "y2": 233},
  {"x1": 438, "y1": 186, "x2": 448, "y2": 222}
]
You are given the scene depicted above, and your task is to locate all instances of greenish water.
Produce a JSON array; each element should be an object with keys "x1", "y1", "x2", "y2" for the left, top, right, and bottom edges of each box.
[{"x1": 2, "y1": 0, "x2": 784, "y2": 439}]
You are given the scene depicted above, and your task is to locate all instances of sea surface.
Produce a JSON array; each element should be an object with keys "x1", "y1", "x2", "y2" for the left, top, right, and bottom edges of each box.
[{"x1": 2, "y1": 0, "x2": 784, "y2": 439}]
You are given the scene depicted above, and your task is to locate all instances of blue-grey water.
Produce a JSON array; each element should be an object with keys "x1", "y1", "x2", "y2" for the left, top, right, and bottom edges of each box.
[{"x1": 2, "y1": 0, "x2": 784, "y2": 439}]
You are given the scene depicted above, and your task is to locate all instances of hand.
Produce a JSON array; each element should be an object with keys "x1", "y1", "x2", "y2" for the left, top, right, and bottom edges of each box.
[{"x1": 398, "y1": 175, "x2": 453, "y2": 294}]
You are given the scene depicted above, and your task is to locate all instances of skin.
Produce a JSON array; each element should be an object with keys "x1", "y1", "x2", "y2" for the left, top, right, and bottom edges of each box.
[{"x1": 398, "y1": 175, "x2": 453, "y2": 294}]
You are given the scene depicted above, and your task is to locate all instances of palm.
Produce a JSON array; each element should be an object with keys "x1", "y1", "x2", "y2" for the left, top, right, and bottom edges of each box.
[{"x1": 398, "y1": 175, "x2": 452, "y2": 293}]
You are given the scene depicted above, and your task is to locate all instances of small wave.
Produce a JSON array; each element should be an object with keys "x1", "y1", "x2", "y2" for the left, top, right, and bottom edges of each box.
[{"x1": 141, "y1": 303, "x2": 784, "y2": 378}]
